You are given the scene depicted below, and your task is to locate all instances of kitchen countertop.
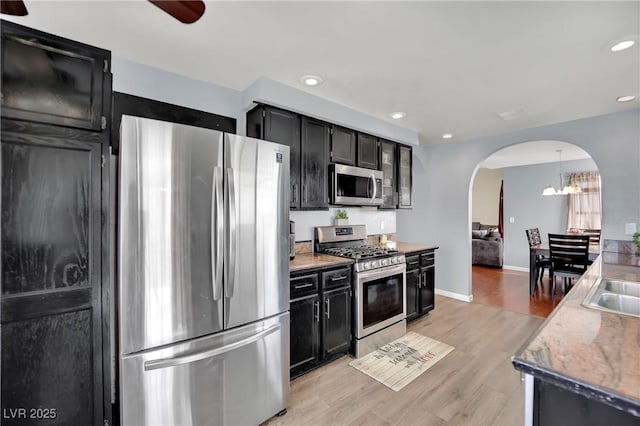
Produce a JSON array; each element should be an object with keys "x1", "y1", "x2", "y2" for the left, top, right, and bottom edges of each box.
[
  {"x1": 289, "y1": 253, "x2": 354, "y2": 273},
  {"x1": 512, "y1": 256, "x2": 640, "y2": 415},
  {"x1": 289, "y1": 241, "x2": 439, "y2": 273}
]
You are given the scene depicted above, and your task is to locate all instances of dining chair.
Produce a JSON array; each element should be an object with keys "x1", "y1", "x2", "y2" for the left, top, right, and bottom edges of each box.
[
  {"x1": 581, "y1": 229, "x2": 601, "y2": 244},
  {"x1": 548, "y1": 233, "x2": 591, "y2": 301},
  {"x1": 525, "y1": 228, "x2": 551, "y2": 285}
]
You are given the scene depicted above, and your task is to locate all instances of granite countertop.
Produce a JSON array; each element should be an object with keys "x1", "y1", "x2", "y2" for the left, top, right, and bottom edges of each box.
[
  {"x1": 395, "y1": 242, "x2": 439, "y2": 254},
  {"x1": 289, "y1": 253, "x2": 354, "y2": 273},
  {"x1": 513, "y1": 256, "x2": 640, "y2": 415},
  {"x1": 289, "y1": 241, "x2": 439, "y2": 273}
]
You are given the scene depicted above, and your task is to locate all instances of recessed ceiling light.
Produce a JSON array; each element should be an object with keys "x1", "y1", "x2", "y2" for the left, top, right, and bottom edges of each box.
[
  {"x1": 391, "y1": 112, "x2": 406, "y2": 119},
  {"x1": 617, "y1": 95, "x2": 636, "y2": 102},
  {"x1": 442, "y1": 133, "x2": 453, "y2": 139},
  {"x1": 300, "y1": 75, "x2": 322, "y2": 87},
  {"x1": 611, "y1": 40, "x2": 635, "y2": 52}
]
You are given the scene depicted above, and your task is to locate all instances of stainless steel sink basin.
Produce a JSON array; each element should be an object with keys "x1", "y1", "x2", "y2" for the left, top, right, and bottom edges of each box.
[
  {"x1": 601, "y1": 279, "x2": 640, "y2": 298},
  {"x1": 583, "y1": 279, "x2": 640, "y2": 318}
]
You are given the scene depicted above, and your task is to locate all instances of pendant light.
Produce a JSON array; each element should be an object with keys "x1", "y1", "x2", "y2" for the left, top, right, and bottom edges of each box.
[{"x1": 542, "y1": 149, "x2": 582, "y2": 196}]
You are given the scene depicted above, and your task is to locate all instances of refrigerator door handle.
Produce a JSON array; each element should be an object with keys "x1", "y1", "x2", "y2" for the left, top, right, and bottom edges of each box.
[
  {"x1": 226, "y1": 168, "x2": 237, "y2": 298},
  {"x1": 143, "y1": 323, "x2": 281, "y2": 371},
  {"x1": 212, "y1": 166, "x2": 223, "y2": 301}
]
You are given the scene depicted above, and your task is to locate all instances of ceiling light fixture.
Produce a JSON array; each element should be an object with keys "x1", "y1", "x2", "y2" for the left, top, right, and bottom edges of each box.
[
  {"x1": 300, "y1": 75, "x2": 322, "y2": 87},
  {"x1": 442, "y1": 133, "x2": 453, "y2": 139},
  {"x1": 542, "y1": 149, "x2": 582, "y2": 196},
  {"x1": 611, "y1": 40, "x2": 635, "y2": 52},
  {"x1": 617, "y1": 95, "x2": 636, "y2": 103},
  {"x1": 391, "y1": 112, "x2": 406, "y2": 119}
]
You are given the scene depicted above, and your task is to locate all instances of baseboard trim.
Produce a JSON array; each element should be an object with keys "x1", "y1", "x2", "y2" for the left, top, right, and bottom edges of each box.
[
  {"x1": 503, "y1": 265, "x2": 529, "y2": 272},
  {"x1": 435, "y1": 288, "x2": 473, "y2": 303}
]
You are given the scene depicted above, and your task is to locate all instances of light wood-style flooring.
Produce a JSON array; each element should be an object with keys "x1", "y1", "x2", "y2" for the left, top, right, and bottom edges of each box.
[{"x1": 264, "y1": 295, "x2": 544, "y2": 426}]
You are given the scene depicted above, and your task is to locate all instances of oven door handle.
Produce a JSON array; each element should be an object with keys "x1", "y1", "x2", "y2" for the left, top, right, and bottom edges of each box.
[{"x1": 357, "y1": 263, "x2": 406, "y2": 282}]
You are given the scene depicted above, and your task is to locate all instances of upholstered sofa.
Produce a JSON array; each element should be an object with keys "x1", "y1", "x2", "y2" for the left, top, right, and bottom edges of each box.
[{"x1": 471, "y1": 222, "x2": 503, "y2": 268}]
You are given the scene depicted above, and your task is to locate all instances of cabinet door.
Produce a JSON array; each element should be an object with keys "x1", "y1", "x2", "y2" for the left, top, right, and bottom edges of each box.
[
  {"x1": 322, "y1": 287, "x2": 351, "y2": 358},
  {"x1": 420, "y1": 265, "x2": 435, "y2": 314},
  {"x1": 301, "y1": 117, "x2": 329, "y2": 209},
  {"x1": 263, "y1": 107, "x2": 301, "y2": 209},
  {"x1": 1, "y1": 123, "x2": 104, "y2": 425},
  {"x1": 290, "y1": 294, "x2": 320, "y2": 378},
  {"x1": 357, "y1": 133, "x2": 378, "y2": 170},
  {"x1": 330, "y1": 126, "x2": 356, "y2": 166},
  {"x1": 1, "y1": 21, "x2": 108, "y2": 131},
  {"x1": 379, "y1": 140, "x2": 397, "y2": 209},
  {"x1": 397, "y1": 145, "x2": 412, "y2": 208},
  {"x1": 405, "y1": 268, "x2": 421, "y2": 322}
]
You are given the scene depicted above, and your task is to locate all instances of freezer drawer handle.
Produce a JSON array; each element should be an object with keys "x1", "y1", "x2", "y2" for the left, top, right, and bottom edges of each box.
[{"x1": 143, "y1": 323, "x2": 281, "y2": 371}]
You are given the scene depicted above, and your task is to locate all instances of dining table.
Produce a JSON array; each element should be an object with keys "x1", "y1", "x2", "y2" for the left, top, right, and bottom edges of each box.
[{"x1": 529, "y1": 243, "x2": 600, "y2": 295}]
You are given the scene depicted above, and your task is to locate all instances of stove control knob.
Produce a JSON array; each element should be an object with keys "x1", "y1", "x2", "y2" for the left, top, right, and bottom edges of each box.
[
  {"x1": 363, "y1": 262, "x2": 370, "y2": 270},
  {"x1": 391, "y1": 257, "x2": 397, "y2": 264},
  {"x1": 381, "y1": 259, "x2": 388, "y2": 266}
]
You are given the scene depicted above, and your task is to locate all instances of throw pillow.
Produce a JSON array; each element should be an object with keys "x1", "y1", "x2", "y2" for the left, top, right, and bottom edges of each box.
[
  {"x1": 472, "y1": 230, "x2": 487, "y2": 239},
  {"x1": 484, "y1": 231, "x2": 502, "y2": 240}
]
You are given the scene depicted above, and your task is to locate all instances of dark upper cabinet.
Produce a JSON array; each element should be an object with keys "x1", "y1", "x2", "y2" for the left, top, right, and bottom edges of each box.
[
  {"x1": 301, "y1": 117, "x2": 329, "y2": 209},
  {"x1": 357, "y1": 133, "x2": 379, "y2": 170},
  {"x1": 1, "y1": 121, "x2": 105, "y2": 426},
  {"x1": 1, "y1": 20, "x2": 109, "y2": 131},
  {"x1": 397, "y1": 145, "x2": 413, "y2": 209},
  {"x1": 330, "y1": 125, "x2": 356, "y2": 166},
  {"x1": 247, "y1": 105, "x2": 301, "y2": 209},
  {"x1": 379, "y1": 139, "x2": 397, "y2": 209}
]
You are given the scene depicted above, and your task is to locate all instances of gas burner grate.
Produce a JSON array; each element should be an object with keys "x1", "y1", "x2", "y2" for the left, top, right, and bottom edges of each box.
[{"x1": 322, "y1": 245, "x2": 397, "y2": 260}]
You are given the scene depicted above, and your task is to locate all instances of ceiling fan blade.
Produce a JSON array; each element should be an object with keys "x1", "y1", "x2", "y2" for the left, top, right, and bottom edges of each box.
[
  {"x1": 148, "y1": 0, "x2": 205, "y2": 24},
  {"x1": 1, "y1": 0, "x2": 28, "y2": 16}
]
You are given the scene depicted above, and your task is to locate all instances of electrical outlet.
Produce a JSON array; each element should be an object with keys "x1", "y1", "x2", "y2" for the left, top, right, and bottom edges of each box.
[
  {"x1": 509, "y1": 217, "x2": 515, "y2": 224},
  {"x1": 380, "y1": 220, "x2": 385, "y2": 231},
  {"x1": 625, "y1": 223, "x2": 637, "y2": 235}
]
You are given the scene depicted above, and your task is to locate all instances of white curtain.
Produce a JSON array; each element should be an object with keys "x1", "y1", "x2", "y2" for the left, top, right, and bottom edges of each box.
[{"x1": 566, "y1": 171, "x2": 601, "y2": 230}]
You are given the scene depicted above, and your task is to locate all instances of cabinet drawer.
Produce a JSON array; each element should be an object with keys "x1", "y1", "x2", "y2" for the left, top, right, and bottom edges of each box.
[
  {"x1": 322, "y1": 267, "x2": 351, "y2": 290},
  {"x1": 290, "y1": 273, "x2": 319, "y2": 298},
  {"x1": 420, "y1": 251, "x2": 435, "y2": 267},
  {"x1": 405, "y1": 255, "x2": 420, "y2": 270}
]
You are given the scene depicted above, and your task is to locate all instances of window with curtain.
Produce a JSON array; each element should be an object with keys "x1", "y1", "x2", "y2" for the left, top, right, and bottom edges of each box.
[{"x1": 566, "y1": 171, "x2": 601, "y2": 230}]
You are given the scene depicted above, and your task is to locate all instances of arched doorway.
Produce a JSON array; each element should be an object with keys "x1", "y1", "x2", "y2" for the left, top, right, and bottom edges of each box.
[{"x1": 469, "y1": 140, "x2": 600, "y2": 315}]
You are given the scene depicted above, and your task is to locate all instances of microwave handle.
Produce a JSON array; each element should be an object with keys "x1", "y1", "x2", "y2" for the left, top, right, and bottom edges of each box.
[{"x1": 369, "y1": 174, "x2": 378, "y2": 202}]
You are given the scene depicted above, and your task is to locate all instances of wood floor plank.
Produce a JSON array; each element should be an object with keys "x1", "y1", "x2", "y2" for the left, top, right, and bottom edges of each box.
[{"x1": 262, "y1": 295, "x2": 544, "y2": 426}]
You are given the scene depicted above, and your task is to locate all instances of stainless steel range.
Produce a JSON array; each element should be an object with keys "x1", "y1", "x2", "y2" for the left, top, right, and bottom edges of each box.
[{"x1": 315, "y1": 225, "x2": 406, "y2": 357}]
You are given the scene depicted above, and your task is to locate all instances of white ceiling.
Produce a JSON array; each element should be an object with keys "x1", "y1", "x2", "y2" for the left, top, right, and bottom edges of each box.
[
  {"x1": 3, "y1": 1, "x2": 639, "y2": 145},
  {"x1": 479, "y1": 140, "x2": 591, "y2": 169}
]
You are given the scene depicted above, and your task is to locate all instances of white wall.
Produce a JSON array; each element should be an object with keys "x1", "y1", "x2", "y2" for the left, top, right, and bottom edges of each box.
[
  {"x1": 397, "y1": 109, "x2": 640, "y2": 299},
  {"x1": 291, "y1": 208, "x2": 396, "y2": 242},
  {"x1": 471, "y1": 168, "x2": 503, "y2": 225},
  {"x1": 502, "y1": 158, "x2": 598, "y2": 269}
]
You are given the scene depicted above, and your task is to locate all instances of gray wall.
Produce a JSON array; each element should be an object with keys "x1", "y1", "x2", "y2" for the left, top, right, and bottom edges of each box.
[
  {"x1": 397, "y1": 109, "x2": 640, "y2": 299},
  {"x1": 502, "y1": 158, "x2": 598, "y2": 269}
]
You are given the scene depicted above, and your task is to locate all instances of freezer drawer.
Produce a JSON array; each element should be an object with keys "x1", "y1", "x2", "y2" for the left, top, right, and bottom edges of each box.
[{"x1": 120, "y1": 313, "x2": 289, "y2": 426}]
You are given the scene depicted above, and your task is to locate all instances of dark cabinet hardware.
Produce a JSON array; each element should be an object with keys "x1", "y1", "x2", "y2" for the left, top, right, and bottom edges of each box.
[
  {"x1": 295, "y1": 283, "x2": 314, "y2": 290},
  {"x1": 331, "y1": 275, "x2": 348, "y2": 281}
]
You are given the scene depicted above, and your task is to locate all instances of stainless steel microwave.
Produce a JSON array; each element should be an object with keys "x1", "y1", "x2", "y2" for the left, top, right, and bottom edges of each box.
[{"x1": 330, "y1": 164, "x2": 383, "y2": 206}]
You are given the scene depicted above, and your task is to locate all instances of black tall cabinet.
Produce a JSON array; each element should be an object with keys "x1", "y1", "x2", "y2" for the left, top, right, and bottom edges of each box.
[{"x1": 1, "y1": 21, "x2": 111, "y2": 426}]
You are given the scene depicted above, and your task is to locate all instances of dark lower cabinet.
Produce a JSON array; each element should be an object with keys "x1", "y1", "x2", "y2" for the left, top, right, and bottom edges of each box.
[
  {"x1": 323, "y1": 287, "x2": 351, "y2": 357},
  {"x1": 534, "y1": 378, "x2": 639, "y2": 426},
  {"x1": 289, "y1": 293, "x2": 320, "y2": 375},
  {"x1": 1, "y1": 120, "x2": 106, "y2": 426},
  {"x1": 290, "y1": 265, "x2": 352, "y2": 378},
  {"x1": 406, "y1": 249, "x2": 436, "y2": 322}
]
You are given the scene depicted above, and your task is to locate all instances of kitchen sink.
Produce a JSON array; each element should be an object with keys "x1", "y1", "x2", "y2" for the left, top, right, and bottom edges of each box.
[
  {"x1": 601, "y1": 280, "x2": 640, "y2": 298},
  {"x1": 583, "y1": 279, "x2": 640, "y2": 318}
]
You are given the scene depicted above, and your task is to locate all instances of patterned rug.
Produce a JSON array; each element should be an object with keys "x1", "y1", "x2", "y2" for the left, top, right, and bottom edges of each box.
[{"x1": 349, "y1": 332, "x2": 455, "y2": 391}]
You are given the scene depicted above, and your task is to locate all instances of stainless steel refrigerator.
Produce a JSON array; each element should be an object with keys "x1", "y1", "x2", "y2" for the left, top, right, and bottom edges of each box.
[{"x1": 117, "y1": 115, "x2": 290, "y2": 426}]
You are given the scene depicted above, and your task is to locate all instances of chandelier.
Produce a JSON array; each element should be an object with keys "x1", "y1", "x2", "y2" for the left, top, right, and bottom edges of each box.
[{"x1": 542, "y1": 150, "x2": 582, "y2": 196}]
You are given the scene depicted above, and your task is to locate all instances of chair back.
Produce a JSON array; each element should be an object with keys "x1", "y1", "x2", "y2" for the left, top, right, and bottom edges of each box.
[
  {"x1": 525, "y1": 228, "x2": 543, "y2": 247},
  {"x1": 548, "y1": 233, "x2": 591, "y2": 275},
  {"x1": 581, "y1": 229, "x2": 601, "y2": 244}
]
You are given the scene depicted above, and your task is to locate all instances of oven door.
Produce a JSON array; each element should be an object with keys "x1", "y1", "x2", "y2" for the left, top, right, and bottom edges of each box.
[{"x1": 355, "y1": 263, "x2": 406, "y2": 339}]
